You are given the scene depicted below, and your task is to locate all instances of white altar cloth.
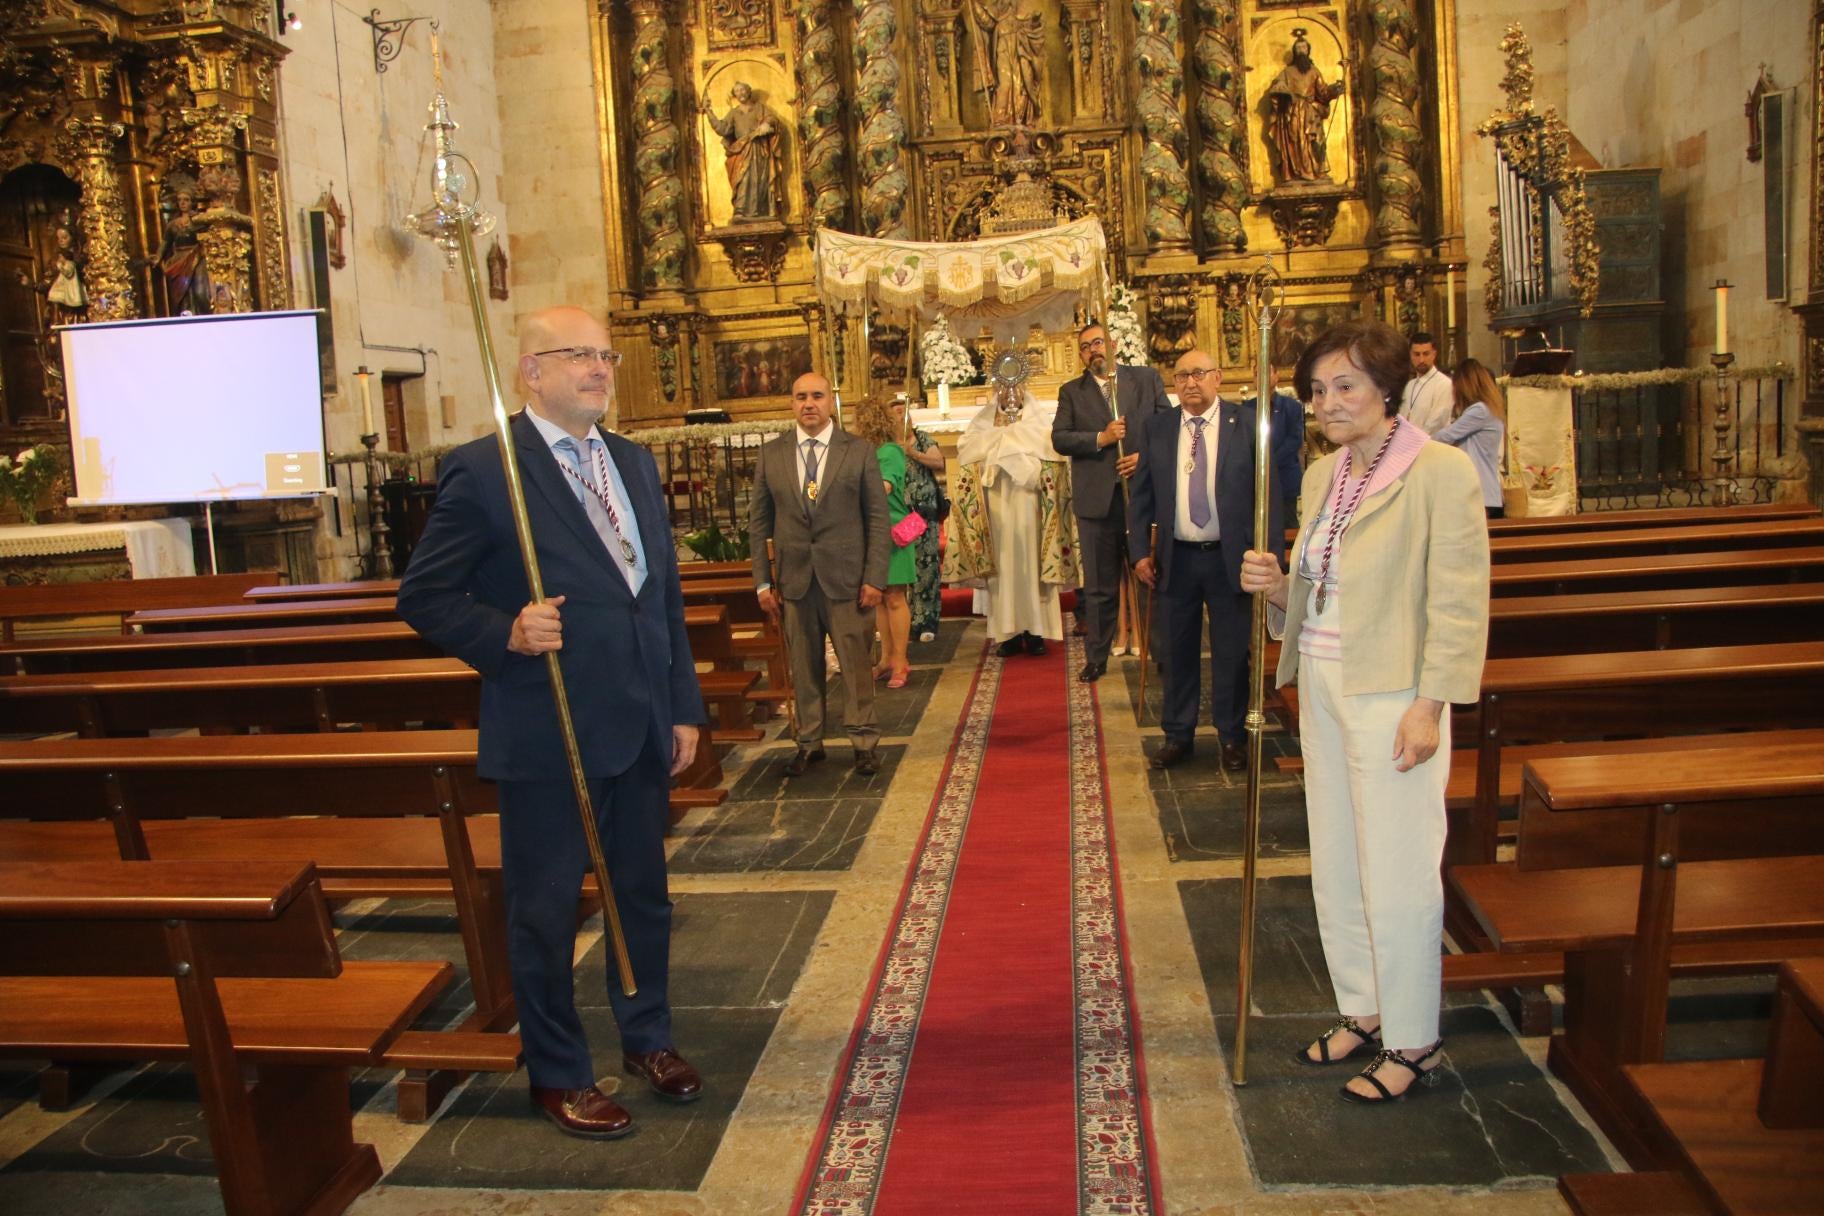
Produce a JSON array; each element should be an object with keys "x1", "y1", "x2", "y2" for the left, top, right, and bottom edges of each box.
[{"x1": 0, "y1": 518, "x2": 196, "y2": 578}]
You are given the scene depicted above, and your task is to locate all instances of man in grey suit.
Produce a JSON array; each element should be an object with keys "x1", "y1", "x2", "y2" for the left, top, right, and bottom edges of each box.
[
  {"x1": 1051, "y1": 322, "x2": 1172, "y2": 683},
  {"x1": 749, "y1": 372, "x2": 892, "y2": 776}
]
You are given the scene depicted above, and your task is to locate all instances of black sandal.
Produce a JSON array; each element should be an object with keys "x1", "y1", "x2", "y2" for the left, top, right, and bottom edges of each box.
[
  {"x1": 1339, "y1": 1041, "x2": 1444, "y2": 1104},
  {"x1": 1292, "y1": 1016, "x2": 1383, "y2": 1067}
]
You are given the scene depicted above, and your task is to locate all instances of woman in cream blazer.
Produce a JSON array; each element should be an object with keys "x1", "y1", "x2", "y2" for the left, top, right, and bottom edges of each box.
[{"x1": 1241, "y1": 320, "x2": 1489, "y2": 1104}]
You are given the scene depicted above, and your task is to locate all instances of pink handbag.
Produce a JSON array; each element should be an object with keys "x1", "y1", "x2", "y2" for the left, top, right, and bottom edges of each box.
[{"x1": 890, "y1": 511, "x2": 927, "y2": 546}]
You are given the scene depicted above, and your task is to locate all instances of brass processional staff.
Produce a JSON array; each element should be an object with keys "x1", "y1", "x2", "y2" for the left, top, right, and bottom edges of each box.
[
  {"x1": 405, "y1": 33, "x2": 638, "y2": 998},
  {"x1": 1233, "y1": 256, "x2": 1282, "y2": 1086}
]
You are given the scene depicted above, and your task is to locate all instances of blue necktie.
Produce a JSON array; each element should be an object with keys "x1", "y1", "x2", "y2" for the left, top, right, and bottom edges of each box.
[{"x1": 1187, "y1": 416, "x2": 1211, "y2": 529}]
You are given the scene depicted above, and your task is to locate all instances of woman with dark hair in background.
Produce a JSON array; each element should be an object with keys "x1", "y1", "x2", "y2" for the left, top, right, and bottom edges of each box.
[
  {"x1": 889, "y1": 396, "x2": 947, "y2": 643},
  {"x1": 1240, "y1": 320, "x2": 1490, "y2": 1104},
  {"x1": 1434, "y1": 358, "x2": 1509, "y2": 520},
  {"x1": 854, "y1": 399, "x2": 918, "y2": 688}
]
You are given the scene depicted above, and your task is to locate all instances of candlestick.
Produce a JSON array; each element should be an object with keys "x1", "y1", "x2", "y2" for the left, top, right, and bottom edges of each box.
[
  {"x1": 1713, "y1": 279, "x2": 1731, "y2": 355},
  {"x1": 1445, "y1": 267, "x2": 1456, "y2": 329},
  {"x1": 355, "y1": 365, "x2": 375, "y2": 436}
]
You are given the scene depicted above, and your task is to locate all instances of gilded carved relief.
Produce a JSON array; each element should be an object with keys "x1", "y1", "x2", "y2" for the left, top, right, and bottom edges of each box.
[{"x1": 706, "y1": 0, "x2": 775, "y2": 50}]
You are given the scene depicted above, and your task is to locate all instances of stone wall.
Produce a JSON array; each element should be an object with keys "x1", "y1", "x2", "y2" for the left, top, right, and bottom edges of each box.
[
  {"x1": 1566, "y1": 0, "x2": 1812, "y2": 373},
  {"x1": 277, "y1": 0, "x2": 518, "y2": 573}
]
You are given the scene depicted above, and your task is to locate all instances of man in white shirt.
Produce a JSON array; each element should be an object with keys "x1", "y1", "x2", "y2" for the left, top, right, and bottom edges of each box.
[
  {"x1": 1127, "y1": 349, "x2": 1283, "y2": 772},
  {"x1": 1399, "y1": 331, "x2": 1453, "y2": 435}
]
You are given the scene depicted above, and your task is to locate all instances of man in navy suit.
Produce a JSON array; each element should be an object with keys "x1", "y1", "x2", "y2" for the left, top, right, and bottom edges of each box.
[
  {"x1": 1128, "y1": 348, "x2": 1284, "y2": 772},
  {"x1": 398, "y1": 306, "x2": 706, "y2": 1140}
]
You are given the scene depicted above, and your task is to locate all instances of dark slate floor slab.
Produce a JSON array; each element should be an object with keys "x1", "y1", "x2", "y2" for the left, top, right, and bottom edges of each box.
[
  {"x1": 0, "y1": 1171, "x2": 224, "y2": 1216},
  {"x1": 669, "y1": 796, "x2": 879, "y2": 873},
  {"x1": 1179, "y1": 877, "x2": 1609, "y2": 1188},
  {"x1": 0, "y1": 1063, "x2": 39, "y2": 1122},
  {"x1": 389, "y1": 888, "x2": 832, "y2": 1192},
  {"x1": 912, "y1": 617, "x2": 971, "y2": 667},
  {"x1": 729, "y1": 742, "x2": 904, "y2": 801},
  {"x1": 1157, "y1": 782, "x2": 1311, "y2": 862}
]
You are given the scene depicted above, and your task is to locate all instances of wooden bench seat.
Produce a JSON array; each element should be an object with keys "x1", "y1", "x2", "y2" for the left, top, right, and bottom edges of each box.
[
  {"x1": 1488, "y1": 517, "x2": 1824, "y2": 563},
  {"x1": 245, "y1": 579, "x2": 400, "y2": 602},
  {"x1": 1556, "y1": 1170, "x2": 1707, "y2": 1216},
  {"x1": 1489, "y1": 545, "x2": 1824, "y2": 596},
  {"x1": 1624, "y1": 1058, "x2": 1824, "y2": 1215},
  {"x1": 1762, "y1": 957, "x2": 1824, "y2": 1130},
  {"x1": 130, "y1": 596, "x2": 403, "y2": 632},
  {"x1": 0, "y1": 859, "x2": 463, "y2": 1215},
  {"x1": 0, "y1": 571, "x2": 276, "y2": 641},
  {"x1": 1488, "y1": 503, "x2": 1818, "y2": 537}
]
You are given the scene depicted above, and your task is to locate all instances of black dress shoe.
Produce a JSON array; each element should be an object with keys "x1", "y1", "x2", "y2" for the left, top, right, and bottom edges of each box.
[
  {"x1": 1071, "y1": 617, "x2": 1087, "y2": 637},
  {"x1": 1221, "y1": 740, "x2": 1248, "y2": 773},
  {"x1": 1078, "y1": 661, "x2": 1105, "y2": 683},
  {"x1": 1023, "y1": 633, "x2": 1047, "y2": 656},
  {"x1": 996, "y1": 636, "x2": 1024, "y2": 658},
  {"x1": 530, "y1": 1084, "x2": 635, "y2": 1138},
  {"x1": 784, "y1": 745, "x2": 825, "y2": 777},
  {"x1": 622, "y1": 1048, "x2": 703, "y2": 1103},
  {"x1": 853, "y1": 748, "x2": 881, "y2": 776},
  {"x1": 1151, "y1": 738, "x2": 1193, "y2": 769}
]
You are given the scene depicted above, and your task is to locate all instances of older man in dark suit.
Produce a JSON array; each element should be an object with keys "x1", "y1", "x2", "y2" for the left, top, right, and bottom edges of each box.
[
  {"x1": 1051, "y1": 322, "x2": 1172, "y2": 683},
  {"x1": 398, "y1": 306, "x2": 706, "y2": 1141},
  {"x1": 748, "y1": 373, "x2": 892, "y2": 776},
  {"x1": 1129, "y1": 348, "x2": 1284, "y2": 772}
]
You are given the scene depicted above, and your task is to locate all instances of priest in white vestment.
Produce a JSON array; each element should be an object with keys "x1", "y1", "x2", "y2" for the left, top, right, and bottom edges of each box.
[{"x1": 948, "y1": 388, "x2": 1080, "y2": 656}]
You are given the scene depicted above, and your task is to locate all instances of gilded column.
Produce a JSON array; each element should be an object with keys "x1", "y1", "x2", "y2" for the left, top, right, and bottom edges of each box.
[
  {"x1": 1189, "y1": 0, "x2": 1247, "y2": 252},
  {"x1": 1367, "y1": 0, "x2": 1424, "y2": 249},
  {"x1": 186, "y1": 106, "x2": 255, "y2": 312},
  {"x1": 54, "y1": 117, "x2": 138, "y2": 321},
  {"x1": 917, "y1": 0, "x2": 963, "y2": 134},
  {"x1": 796, "y1": 0, "x2": 853, "y2": 230},
  {"x1": 1133, "y1": 0, "x2": 1191, "y2": 252},
  {"x1": 628, "y1": 0, "x2": 687, "y2": 292},
  {"x1": 854, "y1": 0, "x2": 909, "y2": 239}
]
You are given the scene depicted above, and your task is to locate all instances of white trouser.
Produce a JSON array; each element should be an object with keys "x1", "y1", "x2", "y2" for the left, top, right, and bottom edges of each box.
[{"x1": 1298, "y1": 649, "x2": 1450, "y2": 1050}]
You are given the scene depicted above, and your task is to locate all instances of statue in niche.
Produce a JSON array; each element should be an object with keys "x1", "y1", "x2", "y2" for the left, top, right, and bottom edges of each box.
[
  {"x1": 966, "y1": 0, "x2": 1044, "y2": 129},
  {"x1": 702, "y1": 82, "x2": 781, "y2": 222},
  {"x1": 149, "y1": 176, "x2": 213, "y2": 316},
  {"x1": 1263, "y1": 28, "x2": 1347, "y2": 185},
  {"x1": 26, "y1": 208, "x2": 87, "y2": 324}
]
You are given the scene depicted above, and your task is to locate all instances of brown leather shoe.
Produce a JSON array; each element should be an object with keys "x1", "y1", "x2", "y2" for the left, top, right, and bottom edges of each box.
[
  {"x1": 623, "y1": 1047, "x2": 703, "y2": 1103},
  {"x1": 529, "y1": 1084, "x2": 634, "y2": 1139},
  {"x1": 1151, "y1": 738, "x2": 1193, "y2": 769},
  {"x1": 1221, "y1": 740, "x2": 1248, "y2": 773},
  {"x1": 853, "y1": 748, "x2": 881, "y2": 776},
  {"x1": 783, "y1": 746, "x2": 825, "y2": 777}
]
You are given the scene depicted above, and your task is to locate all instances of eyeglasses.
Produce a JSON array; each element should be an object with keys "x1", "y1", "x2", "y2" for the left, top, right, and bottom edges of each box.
[
  {"x1": 1173, "y1": 368, "x2": 1217, "y2": 384},
  {"x1": 1078, "y1": 336, "x2": 1107, "y2": 350},
  {"x1": 533, "y1": 346, "x2": 623, "y2": 367}
]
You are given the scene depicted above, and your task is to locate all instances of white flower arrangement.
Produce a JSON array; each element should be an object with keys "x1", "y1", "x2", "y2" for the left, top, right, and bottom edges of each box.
[
  {"x1": 919, "y1": 314, "x2": 977, "y2": 388},
  {"x1": 0, "y1": 443, "x2": 63, "y2": 524},
  {"x1": 1106, "y1": 283, "x2": 1148, "y2": 367}
]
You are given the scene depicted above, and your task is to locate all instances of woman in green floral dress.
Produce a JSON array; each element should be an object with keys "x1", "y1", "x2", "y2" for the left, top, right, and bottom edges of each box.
[{"x1": 889, "y1": 397, "x2": 946, "y2": 642}]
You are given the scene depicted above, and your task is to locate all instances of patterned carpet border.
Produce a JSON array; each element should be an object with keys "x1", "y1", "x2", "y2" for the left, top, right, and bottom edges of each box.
[
  {"x1": 1066, "y1": 628, "x2": 1161, "y2": 1215},
  {"x1": 794, "y1": 641, "x2": 1001, "y2": 1215}
]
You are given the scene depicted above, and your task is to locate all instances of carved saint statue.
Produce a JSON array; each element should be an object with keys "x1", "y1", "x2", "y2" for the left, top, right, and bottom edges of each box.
[
  {"x1": 28, "y1": 209, "x2": 87, "y2": 323},
  {"x1": 966, "y1": 0, "x2": 1044, "y2": 129},
  {"x1": 1263, "y1": 28, "x2": 1348, "y2": 185},
  {"x1": 153, "y1": 180, "x2": 214, "y2": 316},
  {"x1": 701, "y1": 82, "x2": 781, "y2": 222}
]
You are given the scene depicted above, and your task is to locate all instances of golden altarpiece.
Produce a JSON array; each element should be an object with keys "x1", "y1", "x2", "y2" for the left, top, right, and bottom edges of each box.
[
  {"x1": 591, "y1": 0, "x2": 1468, "y2": 424},
  {"x1": 0, "y1": 1, "x2": 312, "y2": 575}
]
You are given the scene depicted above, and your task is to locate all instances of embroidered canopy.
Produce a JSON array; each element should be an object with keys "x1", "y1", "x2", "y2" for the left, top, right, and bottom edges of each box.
[{"x1": 812, "y1": 218, "x2": 1108, "y2": 332}]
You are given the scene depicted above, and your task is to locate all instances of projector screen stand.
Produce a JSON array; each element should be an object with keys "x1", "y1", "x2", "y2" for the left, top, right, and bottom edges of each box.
[{"x1": 203, "y1": 500, "x2": 219, "y2": 574}]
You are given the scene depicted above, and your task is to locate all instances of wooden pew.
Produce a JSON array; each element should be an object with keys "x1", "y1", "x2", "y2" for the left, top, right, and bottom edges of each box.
[
  {"x1": 245, "y1": 579, "x2": 400, "y2": 602},
  {"x1": 1, "y1": 607, "x2": 759, "y2": 741},
  {"x1": 1557, "y1": 958, "x2": 1824, "y2": 1215},
  {"x1": 0, "y1": 730, "x2": 550, "y2": 1119},
  {"x1": 130, "y1": 596, "x2": 404, "y2": 632},
  {"x1": 0, "y1": 571, "x2": 277, "y2": 641},
  {"x1": 1489, "y1": 546, "x2": 1824, "y2": 596},
  {"x1": 1483, "y1": 583, "x2": 1824, "y2": 658},
  {"x1": 1448, "y1": 740, "x2": 1824, "y2": 1165},
  {"x1": 1488, "y1": 517, "x2": 1824, "y2": 564},
  {"x1": 1486, "y1": 502, "x2": 1818, "y2": 537},
  {"x1": 0, "y1": 655, "x2": 733, "y2": 798},
  {"x1": 677, "y1": 559, "x2": 753, "y2": 581},
  {"x1": 0, "y1": 859, "x2": 469, "y2": 1215}
]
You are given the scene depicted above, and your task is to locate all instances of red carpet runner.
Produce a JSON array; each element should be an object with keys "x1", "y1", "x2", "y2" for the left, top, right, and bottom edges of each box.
[{"x1": 796, "y1": 631, "x2": 1159, "y2": 1215}]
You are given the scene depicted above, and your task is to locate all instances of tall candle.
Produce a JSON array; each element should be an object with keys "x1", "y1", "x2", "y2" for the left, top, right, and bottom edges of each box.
[
  {"x1": 356, "y1": 367, "x2": 375, "y2": 435},
  {"x1": 937, "y1": 381, "x2": 951, "y2": 416},
  {"x1": 1445, "y1": 267, "x2": 1456, "y2": 329},
  {"x1": 1714, "y1": 280, "x2": 1731, "y2": 355}
]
